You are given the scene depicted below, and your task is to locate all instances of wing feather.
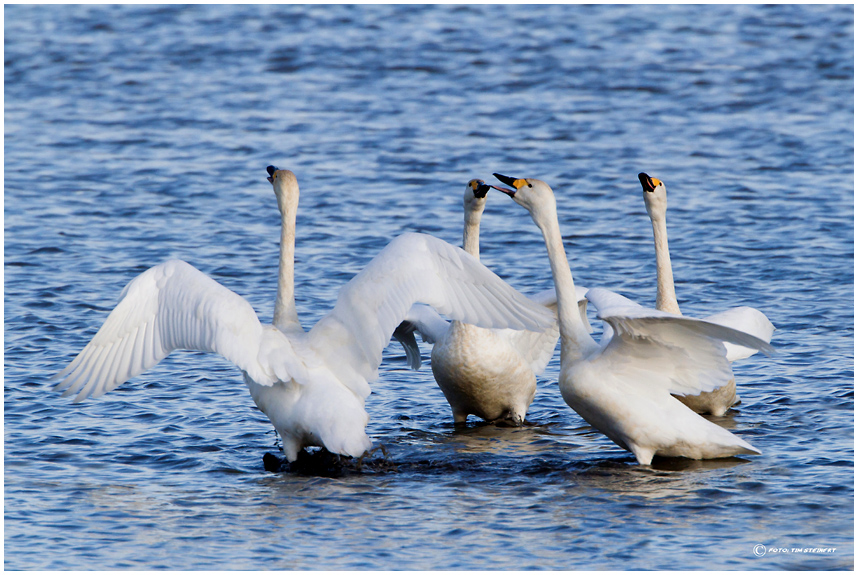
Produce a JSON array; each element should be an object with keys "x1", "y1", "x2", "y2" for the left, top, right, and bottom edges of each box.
[
  {"x1": 401, "y1": 304, "x2": 451, "y2": 344},
  {"x1": 308, "y1": 233, "x2": 554, "y2": 397},
  {"x1": 586, "y1": 287, "x2": 773, "y2": 398},
  {"x1": 704, "y1": 306, "x2": 775, "y2": 362},
  {"x1": 52, "y1": 260, "x2": 280, "y2": 401}
]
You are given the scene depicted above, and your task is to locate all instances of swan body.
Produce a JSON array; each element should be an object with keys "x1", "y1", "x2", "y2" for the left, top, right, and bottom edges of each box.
[
  {"x1": 491, "y1": 173, "x2": 773, "y2": 465},
  {"x1": 639, "y1": 173, "x2": 775, "y2": 415},
  {"x1": 52, "y1": 167, "x2": 553, "y2": 462},
  {"x1": 399, "y1": 180, "x2": 590, "y2": 424}
]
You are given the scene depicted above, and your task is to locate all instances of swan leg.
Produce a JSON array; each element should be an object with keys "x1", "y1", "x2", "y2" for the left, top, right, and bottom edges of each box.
[
  {"x1": 279, "y1": 433, "x2": 303, "y2": 463},
  {"x1": 355, "y1": 444, "x2": 391, "y2": 472},
  {"x1": 452, "y1": 410, "x2": 470, "y2": 424},
  {"x1": 629, "y1": 444, "x2": 656, "y2": 466},
  {"x1": 492, "y1": 409, "x2": 525, "y2": 427}
]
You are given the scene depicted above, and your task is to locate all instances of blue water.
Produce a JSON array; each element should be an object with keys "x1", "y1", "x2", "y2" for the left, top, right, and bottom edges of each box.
[{"x1": 4, "y1": 4, "x2": 853, "y2": 570}]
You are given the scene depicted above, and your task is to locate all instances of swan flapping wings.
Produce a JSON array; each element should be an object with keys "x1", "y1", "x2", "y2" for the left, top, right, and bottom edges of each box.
[{"x1": 52, "y1": 232, "x2": 553, "y2": 460}]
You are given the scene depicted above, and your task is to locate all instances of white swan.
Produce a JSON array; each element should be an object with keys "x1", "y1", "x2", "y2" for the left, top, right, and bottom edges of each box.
[
  {"x1": 52, "y1": 167, "x2": 554, "y2": 462},
  {"x1": 397, "y1": 180, "x2": 589, "y2": 424},
  {"x1": 639, "y1": 172, "x2": 775, "y2": 415},
  {"x1": 490, "y1": 173, "x2": 774, "y2": 465}
]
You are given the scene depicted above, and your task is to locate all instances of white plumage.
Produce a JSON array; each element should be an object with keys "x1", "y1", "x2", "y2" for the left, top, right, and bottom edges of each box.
[
  {"x1": 399, "y1": 179, "x2": 588, "y2": 424},
  {"x1": 638, "y1": 172, "x2": 775, "y2": 415},
  {"x1": 492, "y1": 173, "x2": 773, "y2": 465},
  {"x1": 53, "y1": 167, "x2": 553, "y2": 462}
]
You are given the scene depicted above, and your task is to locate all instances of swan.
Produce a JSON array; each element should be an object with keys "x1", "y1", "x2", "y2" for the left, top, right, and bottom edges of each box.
[
  {"x1": 638, "y1": 172, "x2": 775, "y2": 415},
  {"x1": 490, "y1": 173, "x2": 774, "y2": 465},
  {"x1": 397, "y1": 179, "x2": 589, "y2": 425},
  {"x1": 52, "y1": 167, "x2": 554, "y2": 463}
]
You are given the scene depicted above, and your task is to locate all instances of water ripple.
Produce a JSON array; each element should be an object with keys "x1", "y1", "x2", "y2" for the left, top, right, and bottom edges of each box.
[{"x1": 5, "y1": 3, "x2": 853, "y2": 571}]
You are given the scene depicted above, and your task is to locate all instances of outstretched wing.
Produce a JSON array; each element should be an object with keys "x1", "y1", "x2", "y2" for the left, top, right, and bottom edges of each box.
[
  {"x1": 704, "y1": 306, "x2": 775, "y2": 362},
  {"x1": 308, "y1": 232, "x2": 554, "y2": 397},
  {"x1": 586, "y1": 287, "x2": 773, "y2": 398},
  {"x1": 52, "y1": 260, "x2": 299, "y2": 402}
]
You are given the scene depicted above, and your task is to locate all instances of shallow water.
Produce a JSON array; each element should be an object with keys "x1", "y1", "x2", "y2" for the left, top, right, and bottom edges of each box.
[{"x1": 4, "y1": 4, "x2": 853, "y2": 570}]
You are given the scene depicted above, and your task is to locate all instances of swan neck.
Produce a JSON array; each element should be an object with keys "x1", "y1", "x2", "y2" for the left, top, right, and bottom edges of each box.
[
  {"x1": 651, "y1": 216, "x2": 681, "y2": 314},
  {"x1": 533, "y1": 210, "x2": 595, "y2": 363},
  {"x1": 273, "y1": 197, "x2": 300, "y2": 331},
  {"x1": 462, "y1": 209, "x2": 482, "y2": 259}
]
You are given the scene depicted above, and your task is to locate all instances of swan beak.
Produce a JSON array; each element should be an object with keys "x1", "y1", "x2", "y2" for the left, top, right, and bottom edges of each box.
[
  {"x1": 490, "y1": 172, "x2": 523, "y2": 197},
  {"x1": 489, "y1": 184, "x2": 516, "y2": 197},
  {"x1": 266, "y1": 165, "x2": 279, "y2": 184},
  {"x1": 469, "y1": 179, "x2": 490, "y2": 198},
  {"x1": 638, "y1": 172, "x2": 659, "y2": 193}
]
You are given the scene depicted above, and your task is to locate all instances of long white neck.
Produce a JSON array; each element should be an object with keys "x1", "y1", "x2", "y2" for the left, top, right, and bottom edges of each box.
[
  {"x1": 273, "y1": 191, "x2": 300, "y2": 331},
  {"x1": 462, "y1": 204, "x2": 484, "y2": 259},
  {"x1": 531, "y1": 206, "x2": 597, "y2": 364},
  {"x1": 650, "y1": 213, "x2": 681, "y2": 314}
]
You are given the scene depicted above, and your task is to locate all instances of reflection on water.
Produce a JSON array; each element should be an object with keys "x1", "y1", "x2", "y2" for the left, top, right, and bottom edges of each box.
[{"x1": 5, "y1": 3, "x2": 853, "y2": 571}]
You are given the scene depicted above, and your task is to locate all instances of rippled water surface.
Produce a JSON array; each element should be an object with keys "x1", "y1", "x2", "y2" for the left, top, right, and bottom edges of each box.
[{"x1": 5, "y1": 4, "x2": 853, "y2": 570}]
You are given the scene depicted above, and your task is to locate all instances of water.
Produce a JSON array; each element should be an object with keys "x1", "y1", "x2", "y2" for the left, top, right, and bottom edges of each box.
[{"x1": 4, "y1": 4, "x2": 853, "y2": 570}]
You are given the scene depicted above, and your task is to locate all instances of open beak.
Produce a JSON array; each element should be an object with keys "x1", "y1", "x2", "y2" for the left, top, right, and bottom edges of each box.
[
  {"x1": 490, "y1": 172, "x2": 521, "y2": 197},
  {"x1": 638, "y1": 172, "x2": 656, "y2": 193},
  {"x1": 267, "y1": 165, "x2": 279, "y2": 183}
]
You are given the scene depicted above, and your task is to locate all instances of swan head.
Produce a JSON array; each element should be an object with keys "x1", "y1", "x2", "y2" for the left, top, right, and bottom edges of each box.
[
  {"x1": 267, "y1": 165, "x2": 299, "y2": 213},
  {"x1": 490, "y1": 173, "x2": 558, "y2": 220},
  {"x1": 464, "y1": 179, "x2": 489, "y2": 214},
  {"x1": 638, "y1": 172, "x2": 667, "y2": 222}
]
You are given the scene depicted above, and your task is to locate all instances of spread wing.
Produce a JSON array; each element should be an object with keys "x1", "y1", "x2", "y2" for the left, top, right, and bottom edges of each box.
[
  {"x1": 52, "y1": 260, "x2": 305, "y2": 402},
  {"x1": 703, "y1": 306, "x2": 775, "y2": 362},
  {"x1": 586, "y1": 287, "x2": 773, "y2": 398},
  {"x1": 307, "y1": 232, "x2": 554, "y2": 397}
]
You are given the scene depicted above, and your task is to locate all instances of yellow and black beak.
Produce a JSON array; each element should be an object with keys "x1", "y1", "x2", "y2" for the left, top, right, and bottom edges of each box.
[
  {"x1": 468, "y1": 179, "x2": 490, "y2": 198},
  {"x1": 490, "y1": 172, "x2": 525, "y2": 197},
  {"x1": 267, "y1": 165, "x2": 279, "y2": 184},
  {"x1": 638, "y1": 172, "x2": 660, "y2": 193}
]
